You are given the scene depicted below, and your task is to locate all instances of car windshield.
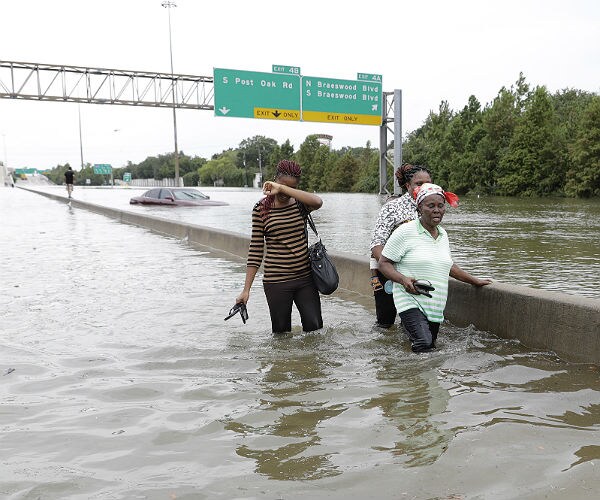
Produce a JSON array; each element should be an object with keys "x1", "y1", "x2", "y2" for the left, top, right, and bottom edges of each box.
[{"x1": 173, "y1": 190, "x2": 209, "y2": 200}]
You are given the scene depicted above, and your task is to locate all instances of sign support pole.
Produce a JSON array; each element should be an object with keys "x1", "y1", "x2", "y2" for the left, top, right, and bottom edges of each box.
[
  {"x1": 378, "y1": 89, "x2": 402, "y2": 195},
  {"x1": 393, "y1": 89, "x2": 402, "y2": 196},
  {"x1": 379, "y1": 105, "x2": 389, "y2": 195}
]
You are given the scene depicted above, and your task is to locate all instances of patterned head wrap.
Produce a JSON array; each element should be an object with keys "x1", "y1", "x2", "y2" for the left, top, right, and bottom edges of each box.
[{"x1": 413, "y1": 183, "x2": 460, "y2": 208}]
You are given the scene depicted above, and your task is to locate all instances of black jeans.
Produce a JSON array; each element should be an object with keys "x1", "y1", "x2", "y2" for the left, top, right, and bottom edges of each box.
[
  {"x1": 373, "y1": 270, "x2": 397, "y2": 327},
  {"x1": 263, "y1": 275, "x2": 323, "y2": 334},
  {"x1": 398, "y1": 308, "x2": 440, "y2": 353}
]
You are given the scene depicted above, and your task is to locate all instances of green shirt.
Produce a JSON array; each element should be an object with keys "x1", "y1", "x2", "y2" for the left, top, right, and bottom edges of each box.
[{"x1": 381, "y1": 219, "x2": 453, "y2": 323}]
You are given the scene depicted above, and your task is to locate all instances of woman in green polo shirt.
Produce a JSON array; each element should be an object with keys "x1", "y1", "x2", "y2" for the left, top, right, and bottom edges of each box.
[{"x1": 378, "y1": 183, "x2": 491, "y2": 352}]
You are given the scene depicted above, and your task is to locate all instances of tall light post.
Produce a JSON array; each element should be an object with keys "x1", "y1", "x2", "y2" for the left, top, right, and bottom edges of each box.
[
  {"x1": 257, "y1": 146, "x2": 264, "y2": 185},
  {"x1": 78, "y1": 104, "x2": 84, "y2": 170},
  {"x1": 2, "y1": 133, "x2": 7, "y2": 170},
  {"x1": 1, "y1": 133, "x2": 8, "y2": 186},
  {"x1": 162, "y1": 0, "x2": 180, "y2": 186}
]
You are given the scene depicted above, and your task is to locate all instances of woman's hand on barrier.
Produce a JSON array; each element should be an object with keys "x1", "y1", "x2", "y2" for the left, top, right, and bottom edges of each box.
[{"x1": 450, "y1": 264, "x2": 492, "y2": 287}]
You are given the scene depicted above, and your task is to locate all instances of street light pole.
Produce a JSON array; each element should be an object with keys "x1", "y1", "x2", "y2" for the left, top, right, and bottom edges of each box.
[
  {"x1": 257, "y1": 146, "x2": 263, "y2": 184},
  {"x1": 162, "y1": 0, "x2": 180, "y2": 187},
  {"x1": 1, "y1": 133, "x2": 8, "y2": 187},
  {"x1": 243, "y1": 151, "x2": 248, "y2": 187},
  {"x1": 2, "y1": 134, "x2": 7, "y2": 170},
  {"x1": 78, "y1": 104, "x2": 84, "y2": 170}
]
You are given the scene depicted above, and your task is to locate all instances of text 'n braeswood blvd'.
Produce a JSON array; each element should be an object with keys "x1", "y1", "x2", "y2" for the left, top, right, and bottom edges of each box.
[{"x1": 213, "y1": 67, "x2": 383, "y2": 126}]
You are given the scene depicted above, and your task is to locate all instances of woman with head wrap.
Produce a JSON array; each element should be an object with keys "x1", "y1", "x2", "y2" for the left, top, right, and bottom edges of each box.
[
  {"x1": 378, "y1": 183, "x2": 492, "y2": 352},
  {"x1": 236, "y1": 160, "x2": 324, "y2": 334},
  {"x1": 370, "y1": 164, "x2": 432, "y2": 328}
]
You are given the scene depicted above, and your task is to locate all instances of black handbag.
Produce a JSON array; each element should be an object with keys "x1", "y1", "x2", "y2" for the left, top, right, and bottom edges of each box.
[{"x1": 299, "y1": 203, "x2": 339, "y2": 295}]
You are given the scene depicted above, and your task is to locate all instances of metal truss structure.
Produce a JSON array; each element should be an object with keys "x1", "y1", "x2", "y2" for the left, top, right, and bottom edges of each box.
[
  {"x1": 0, "y1": 60, "x2": 214, "y2": 109},
  {"x1": 1, "y1": 60, "x2": 401, "y2": 193}
]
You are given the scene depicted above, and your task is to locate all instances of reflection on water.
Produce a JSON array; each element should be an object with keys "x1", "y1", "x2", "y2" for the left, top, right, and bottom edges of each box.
[
  {"x1": 26, "y1": 185, "x2": 600, "y2": 298},
  {"x1": 364, "y1": 360, "x2": 452, "y2": 468},
  {"x1": 2, "y1": 188, "x2": 599, "y2": 499},
  {"x1": 225, "y1": 337, "x2": 345, "y2": 480},
  {"x1": 564, "y1": 444, "x2": 600, "y2": 471}
]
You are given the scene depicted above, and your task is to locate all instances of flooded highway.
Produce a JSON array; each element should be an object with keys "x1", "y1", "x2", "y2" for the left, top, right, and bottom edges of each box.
[
  {"x1": 22, "y1": 184, "x2": 600, "y2": 298},
  {"x1": 1, "y1": 187, "x2": 599, "y2": 499}
]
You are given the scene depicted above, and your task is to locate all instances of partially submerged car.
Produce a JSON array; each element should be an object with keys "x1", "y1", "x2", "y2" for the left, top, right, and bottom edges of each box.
[{"x1": 129, "y1": 188, "x2": 228, "y2": 206}]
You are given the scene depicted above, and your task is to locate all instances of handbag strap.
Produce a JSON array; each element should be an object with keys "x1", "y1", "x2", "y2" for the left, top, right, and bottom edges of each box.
[{"x1": 298, "y1": 201, "x2": 319, "y2": 237}]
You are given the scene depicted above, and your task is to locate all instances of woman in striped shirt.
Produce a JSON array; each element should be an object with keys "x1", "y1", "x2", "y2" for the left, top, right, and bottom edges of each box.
[
  {"x1": 379, "y1": 183, "x2": 491, "y2": 352},
  {"x1": 236, "y1": 160, "x2": 324, "y2": 334}
]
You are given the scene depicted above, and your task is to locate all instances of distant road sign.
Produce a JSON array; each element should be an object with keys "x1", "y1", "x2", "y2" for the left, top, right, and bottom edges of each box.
[
  {"x1": 93, "y1": 164, "x2": 112, "y2": 175},
  {"x1": 302, "y1": 76, "x2": 382, "y2": 125},
  {"x1": 214, "y1": 68, "x2": 300, "y2": 121},
  {"x1": 123, "y1": 172, "x2": 132, "y2": 182},
  {"x1": 357, "y1": 72, "x2": 382, "y2": 82},
  {"x1": 272, "y1": 65, "x2": 301, "y2": 75}
]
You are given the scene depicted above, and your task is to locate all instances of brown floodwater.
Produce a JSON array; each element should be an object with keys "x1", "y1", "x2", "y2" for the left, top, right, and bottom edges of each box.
[
  {"x1": 1, "y1": 187, "x2": 599, "y2": 499},
  {"x1": 27, "y1": 184, "x2": 600, "y2": 298}
]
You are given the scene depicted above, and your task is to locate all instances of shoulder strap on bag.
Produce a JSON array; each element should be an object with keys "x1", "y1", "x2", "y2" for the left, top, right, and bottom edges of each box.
[{"x1": 297, "y1": 201, "x2": 318, "y2": 237}]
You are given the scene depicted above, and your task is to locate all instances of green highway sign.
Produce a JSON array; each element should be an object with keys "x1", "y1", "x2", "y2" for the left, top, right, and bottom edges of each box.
[
  {"x1": 272, "y1": 64, "x2": 301, "y2": 75},
  {"x1": 15, "y1": 168, "x2": 39, "y2": 175},
  {"x1": 213, "y1": 68, "x2": 301, "y2": 121},
  {"x1": 93, "y1": 164, "x2": 112, "y2": 175},
  {"x1": 123, "y1": 172, "x2": 132, "y2": 182},
  {"x1": 357, "y1": 72, "x2": 382, "y2": 82},
  {"x1": 213, "y1": 67, "x2": 384, "y2": 126},
  {"x1": 302, "y1": 76, "x2": 382, "y2": 125}
]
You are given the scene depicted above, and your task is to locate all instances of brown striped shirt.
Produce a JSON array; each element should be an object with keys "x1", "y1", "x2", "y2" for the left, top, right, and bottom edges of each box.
[{"x1": 247, "y1": 201, "x2": 311, "y2": 283}]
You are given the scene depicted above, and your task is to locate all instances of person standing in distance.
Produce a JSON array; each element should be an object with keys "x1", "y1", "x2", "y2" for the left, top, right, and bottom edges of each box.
[
  {"x1": 64, "y1": 166, "x2": 75, "y2": 198},
  {"x1": 236, "y1": 160, "x2": 324, "y2": 334},
  {"x1": 370, "y1": 164, "x2": 432, "y2": 328}
]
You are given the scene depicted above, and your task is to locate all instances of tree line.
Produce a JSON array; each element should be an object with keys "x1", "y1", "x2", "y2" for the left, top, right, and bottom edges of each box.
[
  {"x1": 403, "y1": 74, "x2": 599, "y2": 197},
  {"x1": 43, "y1": 74, "x2": 599, "y2": 197}
]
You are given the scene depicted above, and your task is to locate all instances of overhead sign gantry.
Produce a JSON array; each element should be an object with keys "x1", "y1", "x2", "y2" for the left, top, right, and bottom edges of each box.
[
  {"x1": 0, "y1": 60, "x2": 399, "y2": 195},
  {"x1": 213, "y1": 66, "x2": 383, "y2": 126}
]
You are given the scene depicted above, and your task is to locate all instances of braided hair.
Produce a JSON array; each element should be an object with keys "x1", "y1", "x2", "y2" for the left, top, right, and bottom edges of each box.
[
  {"x1": 395, "y1": 163, "x2": 431, "y2": 191},
  {"x1": 259, "y1": 160, "x2": 302, "y2": 219}
]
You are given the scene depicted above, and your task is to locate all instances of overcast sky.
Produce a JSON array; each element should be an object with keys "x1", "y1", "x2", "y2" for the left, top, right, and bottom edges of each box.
[{"x1": 1, "y1": 0, "x2": 599, "y2": 171}]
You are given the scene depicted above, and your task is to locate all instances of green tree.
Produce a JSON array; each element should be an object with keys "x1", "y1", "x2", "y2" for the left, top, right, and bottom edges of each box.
[
  {"x1": 182, "y1": 170, "x2": 200, "y2": 187},
  {"x1": 446, "y1": 95, "x2": 483, "y2": 193},
  {"x1": 326, "y1": 153, "x2": 359, "y2": 192},
  {"x1": 352, "y1": 141, "x2": 380, "y2": 192},
  {"x1": 497, "y1": 86, "x2": 562, "y2": 196},
  {"x1": 474, "y1": 87, "x2": 518, "y2": 193},
  {"x1": 513, "y1": 71, "x2": 531, "y2": 113},
  {"x1": 307, "y1": 146, "x2": 332, "y2": 192},
  {"x1": 418, "y1": 100, "x2": 454, "y2": 186},
  {"x1": 265, "y1": 139, "x2": 296, "y2": 182},
  {"x1": 198, "y1": 150, "x2": 244, "y2": 186},
  {"x1": 237, "y1": 135, "x2": 278, "y2": 182},
  {"x1": 44, "y1": 163, "x2": 70, "y2": 185},
  {"x1": 564, "y1": 96, "x2": 600, "y2": 197},
  {"x1": 296, "y1": 135, "x2": 322, "y2": 187}
]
